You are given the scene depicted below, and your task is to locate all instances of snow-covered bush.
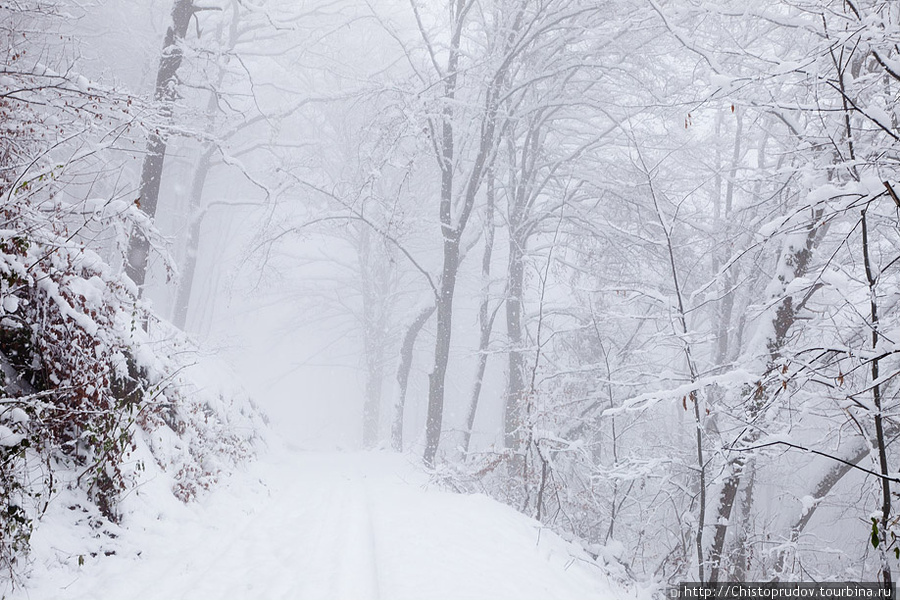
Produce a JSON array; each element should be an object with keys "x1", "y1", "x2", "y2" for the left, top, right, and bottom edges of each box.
[{"x1": 0, "y1": 2, "x2": 265, "y2": 583}]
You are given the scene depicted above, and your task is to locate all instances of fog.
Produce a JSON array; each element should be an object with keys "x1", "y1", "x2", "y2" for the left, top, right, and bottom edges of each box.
[{"x1": 5, "y1": 0, "x2": 900, "y2": 590}]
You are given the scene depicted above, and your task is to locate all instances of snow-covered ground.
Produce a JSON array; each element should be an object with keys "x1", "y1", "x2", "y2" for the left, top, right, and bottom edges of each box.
[{"x1": 11, "y1": 445, "x2": 635, "y2": 600}]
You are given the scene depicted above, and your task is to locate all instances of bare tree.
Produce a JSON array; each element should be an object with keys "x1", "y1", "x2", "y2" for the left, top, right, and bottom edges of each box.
[{"x1": 125, "y1": 0, "x2": 197, "y2": 289}]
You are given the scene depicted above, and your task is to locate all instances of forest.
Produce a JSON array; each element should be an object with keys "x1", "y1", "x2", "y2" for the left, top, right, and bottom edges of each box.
[{"x1": 3, "y1": 0, "x2": 900, "y2": 594}]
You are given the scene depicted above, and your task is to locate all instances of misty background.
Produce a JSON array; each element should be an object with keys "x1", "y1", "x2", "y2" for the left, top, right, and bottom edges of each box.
[{"x1": 5, "y1": 0, "x2": 900, "y2": 591}]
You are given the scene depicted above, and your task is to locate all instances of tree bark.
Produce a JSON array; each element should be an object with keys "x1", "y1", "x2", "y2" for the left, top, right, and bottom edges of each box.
[
  {"x1": 420, "y1": 0, "x2": 519, "y2": 466},
  {"x1": 126, "y1": 0, "x2": 195, "y2": 289},
  {"x1": 421, "y1": 0, "x2": 502, "y2": 466},
  {"x1": 423, "y1": 236, "x2": 461, "y2": 466},
  {"x1": 504, "y1": 227, "x2": 526, "y2": 450},
  {"x1": 731, "y1": 459, "x2": 755, "y2": 581},
  {"x1": 462, "y1": 173, "x2": 496, "y2": 458},
  {"x1": 391, "y1": 305, "x2": 435, "y2": 451},
  {"x1": 708, "y1": 211, "x2": 825, "y2": 582},
  {"x1": 173, "y1": 0, "x2": 238, "y2": 329},
  {"x1": 172, "y1": 145, "x2": 212, "y2": 330},
  {"x1": 713, "y1": 108, "x2": 742, "y2": 367},
  {"x1": 421, "y1": 0, "x2": 464, "y2": 468},
  {"x1": 360, "y1": 227, "x2": 390, "y2": 449},
  {"x1": 861, "y1": 209, "x2": 893, "y2": 590}
]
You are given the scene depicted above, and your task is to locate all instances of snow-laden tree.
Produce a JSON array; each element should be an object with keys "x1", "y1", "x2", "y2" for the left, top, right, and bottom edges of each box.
[
  {"x1": 0, "y1": 2, "x2": 263, "y2": 583},
  {"x1": 616, "y1": 0, "x2": 900, "y2": 583}
]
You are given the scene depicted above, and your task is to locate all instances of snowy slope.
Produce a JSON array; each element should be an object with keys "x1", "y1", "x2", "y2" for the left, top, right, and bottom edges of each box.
[{"x1": 11, "y1": 445, "x2": 634, "y2": 600}]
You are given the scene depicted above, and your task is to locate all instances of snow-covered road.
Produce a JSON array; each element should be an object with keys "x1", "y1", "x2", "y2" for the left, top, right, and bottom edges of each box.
[{"x1": 15, "y1": 447, "x2": 626, "y2": 599}]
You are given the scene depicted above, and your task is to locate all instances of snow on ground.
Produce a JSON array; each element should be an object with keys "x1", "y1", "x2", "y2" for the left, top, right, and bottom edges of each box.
[{"x1": 11, "y1": 444, "x2": 635, "y2": 600}]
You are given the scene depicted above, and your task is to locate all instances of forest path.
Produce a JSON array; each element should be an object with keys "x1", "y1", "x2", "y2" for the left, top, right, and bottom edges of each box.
[{"x1": 16, "y1": 446, "x2": 620, "y2": 600}]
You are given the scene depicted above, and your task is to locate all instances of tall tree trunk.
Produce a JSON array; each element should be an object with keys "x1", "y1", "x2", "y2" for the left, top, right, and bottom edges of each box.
[
  {"x1": 708, "y1": 460, "x2": 743, "y2": 583},
  {"x1": 709, "y1": 213, "x2": 824, "y2": 583},
  {"x1": 423, "y1": 236, "x2": 461, "y2": 466},
  {"x1": 861, "y1": 209, "x2": 893, "y2": 591},
  {"x1": 504, "y1": 227, "x2": 525, "y2": 450},
  {"x1": 503, "y1": 123, "x2": 534, "y2": 452},
  {"x1": 126, "y1": 0, "x2": 195, "y2": 288},
  {"x1": 360, "y1": 227, "x2": 390, "y2": 449},
  {"x1": 363, "y1": 345, "x2": 385, "y2": 448},
  {"x1": 707, "y1": 112, "x2": 743, "y2": 582},
  {"x1": 172, "y1": 145, "x2": 212, "y2": 330},
  {"x1": 462, "y1": 173, "x2": 496, "y2": 458},
  {"x1": 421, "y1": 0, "x2": 505, "y2": 466},
  {"x1": 392, "y1": 305, "x2": 435, "y2": 451},
  {"x1": 173, "y1": 0, "x2": 239, "y2": 329},
  {"x1": 730, "y1": 459, "x2": 755, "y2": 581},
  {"x1": 713, "y1": 108, "x2": 742, "y2": 367},
  {"x1": 421, "y1": 0, "x2": 463, "y2": 468}
]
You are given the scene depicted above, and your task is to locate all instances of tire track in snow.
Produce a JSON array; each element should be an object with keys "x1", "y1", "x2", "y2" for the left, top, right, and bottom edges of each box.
[
  {"x1": 333, "y1": 477, "x2": 380, "y2": 600},
  {"x1": 17, "y1": 450, "x2": 618, "y2": 600},
  {"x1": 360, "y1": 480, "x2": 382, "y2": 600},
  {"x1": 283, "y1": 474, "x2": 347, "y2": 599}
]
